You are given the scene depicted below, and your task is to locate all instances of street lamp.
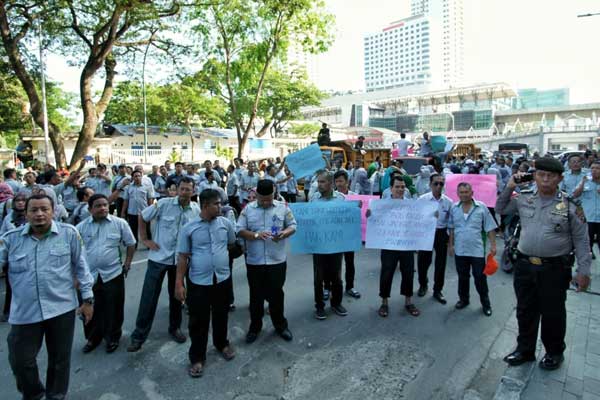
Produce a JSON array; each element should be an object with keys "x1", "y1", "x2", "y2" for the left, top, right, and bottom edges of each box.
[
  {"x1": 141, "y1": 39, "x2": 152, "y2": 164},
  {"x1": 38, "y1": 22, "x2": 51, "y2": 164},
  {"x1": 578, "y1": 12, "x2": 600, "y2": 17}
]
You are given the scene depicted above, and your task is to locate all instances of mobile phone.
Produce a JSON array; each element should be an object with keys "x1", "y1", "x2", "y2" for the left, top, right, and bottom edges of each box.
[{"x1": 514, "y1": 173, "x2": 533, "y2": 184}]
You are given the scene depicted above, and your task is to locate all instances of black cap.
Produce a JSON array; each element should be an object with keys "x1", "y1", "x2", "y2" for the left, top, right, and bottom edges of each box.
[
  {"x1": 534, "y1": 157, "x2": 564, "y2": 174},
  {"x1": 256, "y1": 179, "x2": 274, "y2": 196}
]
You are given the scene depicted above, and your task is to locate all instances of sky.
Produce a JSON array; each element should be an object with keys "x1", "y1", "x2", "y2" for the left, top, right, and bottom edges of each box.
[{"x1": 46, "y1": 0, "x2": 600, "y2": 105}]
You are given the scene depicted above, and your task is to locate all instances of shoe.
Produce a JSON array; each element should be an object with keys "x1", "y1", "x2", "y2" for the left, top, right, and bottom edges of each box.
[
  {"x1": 323, "y1": 289, "x2": 330, "y2": 301},
  {"x1": 503, "y1": 350, "x2": 536, "y2": 366},
  {"x1": 433, "y1": 292, "x2": 447, "y2": 305},
  {"x1": 332, "y1": 305, "x2": 348, "y2": 316},
  {"x1": 82, "y1": 341, "x2": 101, "y2": 354},
  {"x1": 169, "y1": 329, "x2": 187, "y2": 344},
  {"x1": 315, "y1": 308, "x2": 327, "y2": 320},
  {"x1": 245, "y1": 331, "x2": 259, "y2": 344},
  {"x1": 417, "y1": 286, "x2": 428, "y2": 297},
  {"x1": 455, "y1": 300, "x2": 469, "y2": 309},
  {"x1": 539, "y1": 353, "x2": 564, "y2": 370},
  {"x1": 220, "y1": 345, "x2": 235, "y2": 361},
  {"x1": 345, "y1": 288, "x2": 361, "y2": 299},
  {"x1": 483, "y1": 306, "x2": 492, "y2": 317},
  {"x1": 127, "y1": 341, "x2": 142, "y2": 353},
  {"x1": 277, "y1": 328, "x2": 293, "y2": 342},
  {"x1": 106, "y1": 342, "x2": 119, "y2": 353}
]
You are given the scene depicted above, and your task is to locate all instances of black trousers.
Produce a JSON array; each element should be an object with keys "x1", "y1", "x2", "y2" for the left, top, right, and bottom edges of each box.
[
  {"x1": 187, "y1": 276, "x2": 230, "y2": 364},
  {"x1": 417, "y1": 228, "x2": 449, "y2": 293},
  {"x1": 228, "y1": 196, "x2": 242, "y2": 215},
  {"x1": 324, "y1": 252, "x2": 356, "y2": 292},
  {"x1": 83, "y1": 274, "x2": 124, "y2": 345},
  {"x1": 111, "y1": 197, "x2": 124, "y2": 216},
  {"x1": 313, "y1": 253, "x2": 343, "y2": 310},
  {"x1": 131, "y1": 261, "x2": 182, "y2": 344},
  {"x1": 7, "y1": 310, "x2": 75, "y2": 400},
  {"x1": 287, "y1": 193, "x2": 297, "y2": 203},
  {"x1": 588, "y1": 222, "x2": 600, "y2": 252},
  {"x1": 455, "y1": 256, "x2": 490, "y2": 307},
  {"x1": 513, "y1": 259, "x2": 571, "y2": 355},
  {"x1": 380, "y1": 250, "x2": 415, "y2": 298},
  {"x1": 246, "y1": 263, "x2": 288, "y2": 333},
  {"x1": 3, "y1": 266, "x2": 11, "y2": 316}
]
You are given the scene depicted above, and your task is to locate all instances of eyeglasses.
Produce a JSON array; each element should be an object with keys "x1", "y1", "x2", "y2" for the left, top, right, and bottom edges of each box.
[{"x1": 432, "y1": 182, "x2": 444, "y2": 186}]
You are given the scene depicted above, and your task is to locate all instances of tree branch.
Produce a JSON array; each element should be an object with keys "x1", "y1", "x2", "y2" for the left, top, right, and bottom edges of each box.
[
  {"x1": 67, "y1": 1, "x2": 92, "y2": 48},
  {"x1": 95, "y1": 56, "x2": 117, "y2": 118}
]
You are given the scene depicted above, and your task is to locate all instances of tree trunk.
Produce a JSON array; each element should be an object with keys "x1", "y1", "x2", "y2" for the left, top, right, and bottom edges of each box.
[
  {"x1": 255, "y1": 120, "x2": 273, "y2": 138},
  {"x1": 0, "y1": 4, "x2": 67, "y2": 167}
]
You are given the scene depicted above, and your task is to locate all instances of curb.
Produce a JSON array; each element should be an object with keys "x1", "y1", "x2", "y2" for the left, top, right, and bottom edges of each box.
[{"x1": 492, "y1": 362, "x2": 535, "y2": 400}]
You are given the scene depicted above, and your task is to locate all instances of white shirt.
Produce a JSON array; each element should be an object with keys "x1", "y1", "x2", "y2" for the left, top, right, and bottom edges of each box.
[{"x1": 394, "y1": 139, "x2": 412, "y2": 156}]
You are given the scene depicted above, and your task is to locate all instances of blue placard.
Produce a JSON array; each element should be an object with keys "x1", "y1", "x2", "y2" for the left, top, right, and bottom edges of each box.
[
  {"x1": 289, "y1": 201, "x2": 362, "y2": 254},
  {"x1": 285, "y1": 144, "x2": 326, "y2": 179}
]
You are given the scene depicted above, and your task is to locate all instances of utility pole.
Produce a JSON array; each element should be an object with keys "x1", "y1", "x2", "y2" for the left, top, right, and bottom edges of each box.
[{"x1": 38, "y1": 22, "x2": 51, "y2": 164}]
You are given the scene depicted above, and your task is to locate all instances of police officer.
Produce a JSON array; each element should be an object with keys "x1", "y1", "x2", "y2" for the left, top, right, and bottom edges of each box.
[
  {"x1": 76, "y1": 194, "x2": 136, "y2": 353},
  {"x1": 128, "y1": 177, "x2": 200, "y2": 352},
  {"x1": 0, "y1": 194, "x2": 95, "y2": 400},
  {"x1": 496, "y1": 157, "x2": 591, "y2": 370},
  {"x1": 237, "y1": 180, "x2": 297, "y2": 343}
]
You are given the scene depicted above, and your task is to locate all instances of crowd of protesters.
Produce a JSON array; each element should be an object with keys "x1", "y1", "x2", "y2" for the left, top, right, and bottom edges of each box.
[{"x1": 0, "y1": 138, "x2": 596, "y2": 397}]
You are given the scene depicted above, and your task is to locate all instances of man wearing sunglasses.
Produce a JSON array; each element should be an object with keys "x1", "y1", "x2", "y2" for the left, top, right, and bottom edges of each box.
[{"x1": 417, "y1": 174, "x2": 453, "y2": 304}]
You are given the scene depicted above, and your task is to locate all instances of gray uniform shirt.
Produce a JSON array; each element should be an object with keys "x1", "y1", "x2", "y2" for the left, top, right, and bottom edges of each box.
[
  {"x1": 123, "y1": 183, "x2": 151, "y2": 215},
  {"x1": 77, "y1": 215, "x2": 136, "y2": 282},
  {"x1": 237, "y1": 200, "x2": 297, "y2": 265},
  {"x1": 496, "y1": 186, "x2": 592, "y2": 276},
  {"x1": 0, "y1": 221, "x2": 94, "y2": 325},
  {"x1": 141, "y1": 197, "x2": 201, "y2": 265}
]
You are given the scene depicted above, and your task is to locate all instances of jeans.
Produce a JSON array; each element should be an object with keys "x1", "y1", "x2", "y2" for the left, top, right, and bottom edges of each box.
[
  {"x1": 379, "y1": 250, "x2": 415, "y2": 298},
  {"x1": 313, "y1": 253, "x2": 343, "y2": 310},
  {"x1": 187, "y1": 276, "x2": 230, "y2": 364},
  {"x1": 417, "y1": 228, "x2": 449, "y2": 293},
  {"x1": 246, "y1": 263, "x2": 288, "y2": 333},
  {"x1": 131, "y1": 260, "x2": 182, "y2": 344},
  {"x1": 83, "y1": 274, "x2": 125, "y2": 345},
  {"x1": 8, "y1": 310, "x2": 75, "y2": 400},
  {"x1": 455, "y1": 256, "x2": 490, "y2": 307},
  {"x1": 513, "y1": 259, "x2": 571, "y2": 355}
]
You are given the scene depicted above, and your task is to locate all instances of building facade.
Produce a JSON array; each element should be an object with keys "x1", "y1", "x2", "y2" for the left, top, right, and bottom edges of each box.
[
  {"x1": 364, "y1": 15, "x2": 441, "y2": 92},
  {"x1": 411, "y1": 0, "x2": 465, "y2": 88}
]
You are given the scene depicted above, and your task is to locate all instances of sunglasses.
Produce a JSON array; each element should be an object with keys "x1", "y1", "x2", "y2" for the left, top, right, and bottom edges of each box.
[{"x1": 432, "y1": 182, "x2": 444, "y2": 186}]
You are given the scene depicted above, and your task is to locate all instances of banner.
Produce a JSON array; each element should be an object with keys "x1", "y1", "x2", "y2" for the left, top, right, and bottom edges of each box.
[
  {"x1": 345, "y1": 194, "x2": 379, "y2": 241},
  {"x1": 445, "y1": 174, "x2": 497, "y2": 207},
  {"x1": 289, "y1": 201, "x2": 362, "y2": 254},
  {"x1": 365, "y1": 199, "x2": 438, "y2": 251},
  {"x1": 285, "y1": 144, "x2": 326, "y2": 179}
]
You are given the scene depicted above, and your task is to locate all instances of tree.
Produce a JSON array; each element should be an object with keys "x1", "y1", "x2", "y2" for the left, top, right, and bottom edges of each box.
[
  {"x1": 288, "y1": 122, "x2": 319, "y2": 138},
  {"x1": 0, "y1": 1, "x2": 182, "y2": 168},
  {"x1": 104, "y1": 76, "x2": 227, "y2": 160},
  {"x1": 255, "y1": 67, "x2": 324, "y2": 137},
  {"x1": 192, "y1": 0, "x2": 334, "y2": 158}
]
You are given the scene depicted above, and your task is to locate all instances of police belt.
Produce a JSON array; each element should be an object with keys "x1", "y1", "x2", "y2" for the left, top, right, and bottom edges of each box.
[{"x1": 516, "y1": 251, "x2": 572, "y2": 266}]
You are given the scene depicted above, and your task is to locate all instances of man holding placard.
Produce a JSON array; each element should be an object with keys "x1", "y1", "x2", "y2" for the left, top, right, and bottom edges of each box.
[
  {"x1": 369, "y1": 176, "x2": 420, "y2": 318},
  {"x1": 417, "y1": 173, "x2": 453, "y2": 304},
  {"x1": 448, "y1": 182, "x2": 497, "y2": 316},
  {"x1": 310, "y1": 171, "x2": 348, "y2": 320}
]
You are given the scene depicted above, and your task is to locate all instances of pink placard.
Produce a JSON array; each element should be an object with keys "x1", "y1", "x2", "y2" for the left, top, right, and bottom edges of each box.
[
  {"x1": 391, "y1": 149, "x2": 399, "y2": 158},
  {"x1": 445, "y1": 174, "x2": 498, "y2": 207},
  {"x1": 345, "y1": 195, "x2": 380, "y2": 241}
]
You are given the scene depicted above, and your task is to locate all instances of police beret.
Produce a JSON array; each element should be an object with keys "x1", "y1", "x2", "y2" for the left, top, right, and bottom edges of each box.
[
  {"x1": 534, "y1": 157, "x2": 564, "y2": 174},
  {"x1": 256, "y1": 179, "x2": 274, "y2": 196}
]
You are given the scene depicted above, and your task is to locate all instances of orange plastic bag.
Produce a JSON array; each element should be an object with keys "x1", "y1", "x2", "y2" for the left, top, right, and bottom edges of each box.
[{"x1": 484, "y1": 253, "x2": 498, "y2": 276}]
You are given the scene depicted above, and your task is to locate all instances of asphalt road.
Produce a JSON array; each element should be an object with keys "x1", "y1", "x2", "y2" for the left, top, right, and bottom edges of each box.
[{"x1": 0, "y1": 243, "x2": 518, "y2": 400}]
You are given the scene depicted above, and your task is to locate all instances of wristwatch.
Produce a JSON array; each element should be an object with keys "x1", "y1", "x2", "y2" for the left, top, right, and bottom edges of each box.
[
  {"x1": 254, "y1": 232, "x2": 259, "y2": 240},
  {"x1": 83, "y1": 297, "x2": 94, "y2": 305}
]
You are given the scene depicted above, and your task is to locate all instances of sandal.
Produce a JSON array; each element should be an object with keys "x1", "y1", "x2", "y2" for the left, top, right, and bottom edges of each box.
[
  {"x1": 188, "y1": 362, "x2": 204, "y2": 378},
  {"x1": 378, "y1": 304, "x2": 389, "y2": 317},
  {"x1": 405, "y1": 304, "x2": 420, "y2": 317}
]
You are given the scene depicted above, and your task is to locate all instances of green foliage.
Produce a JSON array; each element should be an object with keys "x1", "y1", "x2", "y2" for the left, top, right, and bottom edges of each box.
[
  {"x1": 215, "y1": 143, "x2": 234, "y2": 161},
  {"x1": 190, "y1": 0, "x2": 334, "y2": 156},
  {"x1": 288, "y1": 122, "x2": 319, "y2": 137}
]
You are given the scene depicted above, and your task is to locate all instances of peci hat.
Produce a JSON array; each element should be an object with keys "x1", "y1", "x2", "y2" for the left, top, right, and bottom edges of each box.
[{"x1": 256, "y1": 179, "x2": 274, "y2": 196}]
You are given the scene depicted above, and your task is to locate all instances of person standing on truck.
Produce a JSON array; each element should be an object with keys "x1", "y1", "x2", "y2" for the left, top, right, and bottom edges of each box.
[
  {"x1": 393, "y1": 133, "x2": 413, "y2": 156},
  {"x1": 317, "y1": 123, "x2": 331, "y2": 146}
]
